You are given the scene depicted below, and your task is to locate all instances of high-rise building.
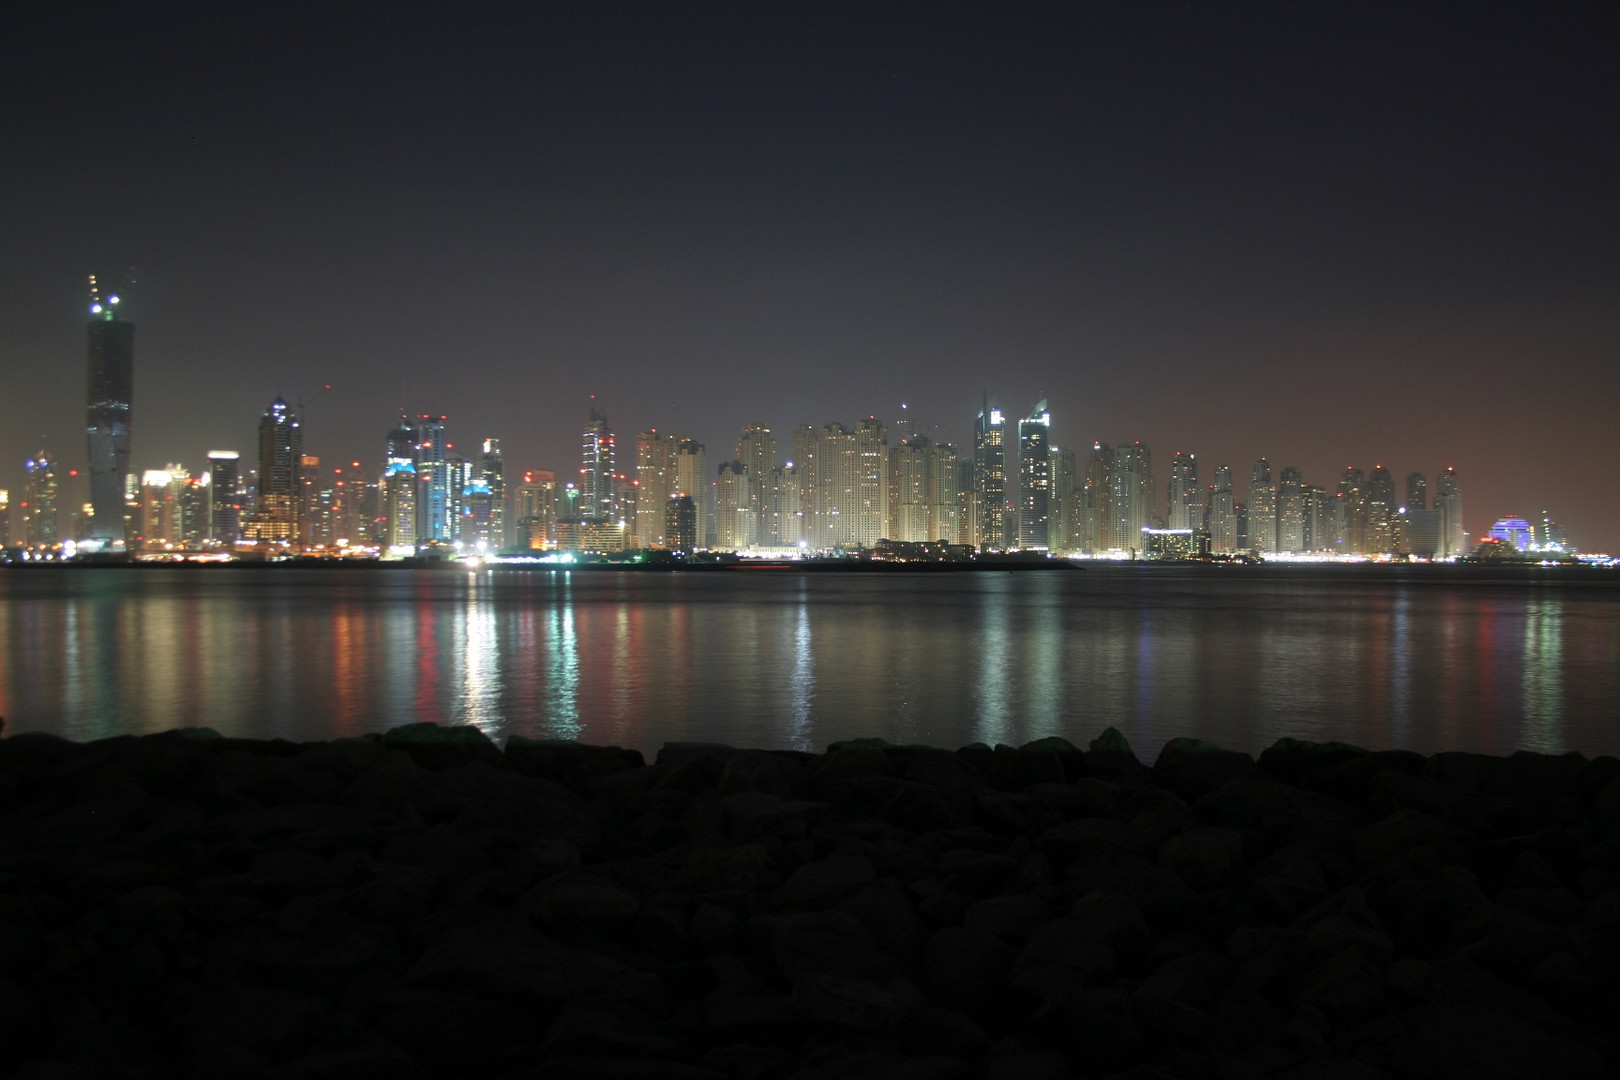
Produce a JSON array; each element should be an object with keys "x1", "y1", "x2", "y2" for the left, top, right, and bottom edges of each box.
[
  {"x1": 1337, "y1": 467, "x2": 1367, "y2": 553},
  {"x1": 816, "y1": 422, "x2": 857, "y2": 549},
  {"x1": 675, "y1": 439, "x2": 707, "y2": 549},
  {"x1": 715, "y1": 460, "x2": 748, "y2": 551},
  {"x1": 790, "y1": 424, "x2": 819, "y2": 548},
  {"x1": 1167, "y1": 451, "x2": 1202, "y2": 532},
  {"x1": 329, "y1": 460, "x2": 374, "y2": 547},
  {"x1": 513, "y1": 470, "x2": 557, "y2": 550},
  {"x1": 23, "y1": 451, "x2": 59, "y2": 549},
  {"x1": 580, "y1": 404, "x2": 617, "y2": 523},
  {"x1": 479, "y1": 439, "x2": 507, "y2": 551},
  {"x1": 1365, "y1": 465, "x2": 1396, "y2": 553},
  {"x1": 245, "y1": 398, "x2": 301, "y2": 542},
  {"x1": 1084, "y1": 443, "x2": 1114, "y2": 553},
  {"x1": 737, "y1": 423, "x2": 778, "y2": 548},
  {"x1": 1405, "y1": 472, "x2": 1428, "y2": 511},
  {"x1": 415, "y1": 415, "x2": 449, "y2": 543},
  {"x1": 1435, "y1": 466, "x2": 1464, "y2": 558},
  {"x1": 1109, "y1": 442, "x2": 1154, "y2": 551},
  {"x1": 86, "y1": 276, "x2": 133, "y2": 547},
  {"x1": 1278, "y1": 466, "x2": 1306, "y2": 553},
  {"x1": 1016, "y1": 400, "x2": 1052, "y2": 550},
  {"x1": 207, "y1": 452, "x2": 241, "y2": 547},
  {"x1": 1248, "y1": 458, "x2": 1277, "y2": 554},
  {"x1": 382, "y1": 461, "x2": 418, "y2": 554},
  {"x1": 665, "y1": 495, "x2": 698, "y2": 552},
  {"x1": 139, "y1": 467, "x2": 190, "y2": 549},
  {"x1": 0, "y1": 490, "x2": 10, "y2": 548},
  {"x1": 973, "y1": 395, "x2": 1007, "y2": 550},
  {"x1": 634, "y1": 430, "x2": 680, "y2": 549},
  {"x1": 1208, "y1": 464, "x2": 1238, "y2": 554},
  {"x1": 889, "y1": 434, "x2": 934, "y2": 543},
  {"x1": 299, "y1": 455, "x2": 331, "y2": 547},
  {"x1": 853, "y1": 416, "x2": 888, "y2": 549},
  {"x1": 1049, "y1": 445, "x2": 1078, "y2": 553}
]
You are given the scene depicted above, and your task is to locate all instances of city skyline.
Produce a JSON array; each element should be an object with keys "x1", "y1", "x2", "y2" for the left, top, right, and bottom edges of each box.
[{"x1": 2, "y1": 5, "x2": 1616, "y2": 549}]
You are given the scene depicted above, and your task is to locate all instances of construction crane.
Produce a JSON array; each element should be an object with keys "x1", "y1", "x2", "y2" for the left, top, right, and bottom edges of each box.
[{"x1": 296, "y1": 384, "x2": 332, "y2": 423}]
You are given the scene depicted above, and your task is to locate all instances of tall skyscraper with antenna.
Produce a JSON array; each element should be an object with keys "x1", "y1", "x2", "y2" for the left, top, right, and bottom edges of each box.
[{"x1": 86, "y1": 275, "x2": 133, "y2": 546}]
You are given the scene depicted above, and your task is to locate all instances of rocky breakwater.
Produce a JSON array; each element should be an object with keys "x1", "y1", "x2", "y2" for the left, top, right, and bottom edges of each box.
[{"x1": 3, "y1": 724, "x2": 1620, "y2": 1080}]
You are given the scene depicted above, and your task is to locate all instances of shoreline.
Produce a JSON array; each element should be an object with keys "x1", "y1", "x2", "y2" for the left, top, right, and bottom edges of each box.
[{"x1": 3, "y1": 725, "x2": 1617, "y2": 1077}]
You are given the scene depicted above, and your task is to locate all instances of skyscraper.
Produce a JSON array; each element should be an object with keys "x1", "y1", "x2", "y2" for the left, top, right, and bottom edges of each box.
[
  {"x1": 1109, "y1": 442, "x2": 1154, "y2": 551},
  {"x1": 1248, "y1": 458, "x2": 1277, "y2": 554},
  {"x1": 1365, "y1": 465, "x2": 1396, "y2": 553},
  {"x1": 207, "y1": 452, "x2": 241, "y2": 546},
  {"x1": 973, "y1": 395, "x2": 1007, "y2": 550},
  {"x1": 1167, "y1": 451, "x2": 1202, "y2": 532},
  {"x1": 580, "y1": 404, "x2": 617, "y2": 523},
  {"x1": 1278, "y1": 466, "x2": 1305, "y2": 553},
  {"x1": 635, "y1": 429, "x2": 681, "y2": 548},
  {"x1": 737, "y1": 423, "x2": 778, "y2": 548},
  {"x1": 715, "y1": 459, "x2": 747, "y2": 550},
  {"x1": 86, "y1": 276, "x2": 133, "y2": 546},
  {"x1": 23, "y1": 451, "x2": 59, "y2": 549},
  {"x1": 415, "y1": 415, "x2": 449, "y2": 543},
  {"x1": 1016, "y1": 399, "x2": 1052, "y2": 549},
  {"x1": 479, "y1": 439, "x2": 506, "y2": 550},
  {"x1": 1406, "y1": 471, "x2": 1428, "y2": 511},
  {"x1": 675, "y1": 439, "x2": 707, "y2": 548},
  {"x1": 1435, "y1": 467, "x2": 1464, "y2": 558},
  {"x1": 248, "y1": 397, "x2": 301, "y2": 543},
  {"x1": 852, "y1": 416, "x2": 888, "y2": 549},
  {"x1": 1208, "y1": 464, "x2": 1238, "y2": 554}
]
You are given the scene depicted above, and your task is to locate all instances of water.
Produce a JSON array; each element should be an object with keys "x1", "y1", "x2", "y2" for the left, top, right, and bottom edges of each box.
[{"x1": 1, "y1": 565, "x2": 1617, "y2": 758}]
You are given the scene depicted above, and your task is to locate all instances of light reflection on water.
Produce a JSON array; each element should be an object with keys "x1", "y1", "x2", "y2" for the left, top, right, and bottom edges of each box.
[{"x1": 1, "y1": 566, "x2": 1618, "y2": 757}]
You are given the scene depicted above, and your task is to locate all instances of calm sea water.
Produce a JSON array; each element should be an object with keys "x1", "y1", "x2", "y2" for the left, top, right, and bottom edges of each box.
[{"x1": 1, "y1": 565, "x2": 1617, "y2": 758}]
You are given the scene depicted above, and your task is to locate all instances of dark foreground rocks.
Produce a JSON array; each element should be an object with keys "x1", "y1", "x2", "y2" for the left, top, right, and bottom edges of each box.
[{"x1": 3, "y1": 725, "x2": 1620, "y2": 1079}]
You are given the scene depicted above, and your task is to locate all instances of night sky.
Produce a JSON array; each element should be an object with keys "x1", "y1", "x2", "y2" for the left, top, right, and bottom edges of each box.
[{"x1": 3, "y1": 2, "x2": 1617, "y2": 550}]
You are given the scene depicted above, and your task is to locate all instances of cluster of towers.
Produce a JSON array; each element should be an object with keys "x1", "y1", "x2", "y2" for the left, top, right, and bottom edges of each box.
[{"x1": 4, "y1": 279, "x2": 1482, "y2": 559}]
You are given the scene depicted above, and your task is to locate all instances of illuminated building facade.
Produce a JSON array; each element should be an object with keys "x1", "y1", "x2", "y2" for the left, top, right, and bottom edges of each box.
[
  {"x1": 479, "y1": 439, "x2": 506, "y2": 550},
  {"x1": 1108, "y1": 442, "x2": 1154, "y2": 552},
  {"x1": 1167, "y1": 451, "x2": 1202, "y2": 533},
  {"x1": 207, "y1": 452, "x2": 241, "y2": 546},
  {"x1": 580, "y1": 404, "x2": 617, "y2": 522},
  {"x1": 23, "y1": 450, "x2": 60, "y2": 548},
  {"x1": 86, "y1": 276, "x2": 133, "y2": 546},
  {"x1": 674, "y1": 439, "x2": 707, "y2": 548},
  {"x1": 1016, "y1": 400, "x2": 1051, "y2": 549},
  {"x1": 973, "y1": 395, "x2": 1007, "y2": 549},
  {"x1": 513, "y1": 470, "x2": 557, "y2": 550},
  {"x1": 715, "y1": 459, "x2": 747, "y2": 550},
  {"x1": 1406, "y1": 471, "x2": 1428, "y2": 511},
  {"x1": 415, "y1": 415, "x2": 449, "y2": 543},
  {"x1": 1049, "y1": 445, "x2": 1077, "y2": 553},
  {"x1": 1278, "y1": 465, "x2": 1305, "y2": 553},
  {"x1": 789, "y1": 424, "x2": 818, "y2": 547},
  {"x1": 1436, "y1": 467, "x2": 1464, "y2": 557},
  {"x1": 1208, "y1": 464, "x2": 1237, "y2": 554},
  {"x1": 635, "y1": 430, "x2": 680, "y2": 548},
  {"x1": 0, "y1": 490, "x2": 10, "y2": 547},
  {"x1": 852, "y1": 416, "x2": 888, "y2": 549},
  {"x1": 665, "y1": 495, "x2": 697, "y2": 552},
  {"x1": 737, "y1": 422, "x2": 778, "y2": 548},
  {"x1": 1365, "y1": 465, "x2": 1396, "y2": 553},
  {"x1": 382, "y1": 461, "x2": 417, "y2": 553},
  {"x1": 248, "y1": 397, "x2": 301, "y2": 542},
  {"x1": 1248, "y1": 458, "x2": 1277, "y2": 554},
  {"x1": 1490, "y1": 516, "x2": 1533, "y2": 551}
]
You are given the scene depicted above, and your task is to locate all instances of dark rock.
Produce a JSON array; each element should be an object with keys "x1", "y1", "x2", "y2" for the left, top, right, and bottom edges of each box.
[
  {"x1": 1159, "y1": 825, "x2": 1246, "y2": 891},
  {"x1": 1258, "y1": 737, "x2": 1371, "y2": 786},
  {"x1": 377, "y1": 722, "x2": 500, "y2": 771},
  {"x1": 1153, "y1": 737, "x2": 1260, "y2": 801}
]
